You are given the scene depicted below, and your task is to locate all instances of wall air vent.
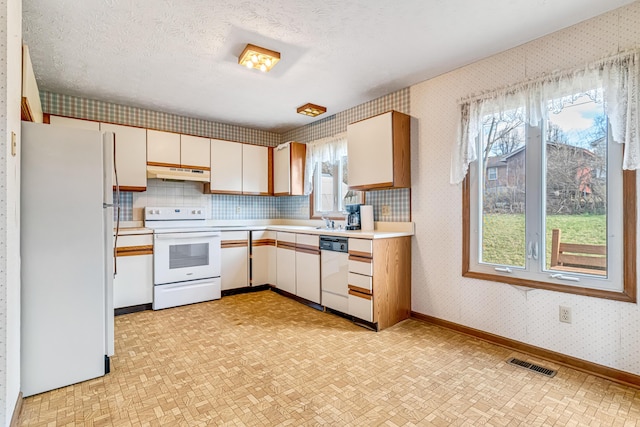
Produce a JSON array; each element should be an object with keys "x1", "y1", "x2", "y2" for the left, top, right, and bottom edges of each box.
[{"x1": 507, "y1": 357, "x2": 557, "y2": 377}]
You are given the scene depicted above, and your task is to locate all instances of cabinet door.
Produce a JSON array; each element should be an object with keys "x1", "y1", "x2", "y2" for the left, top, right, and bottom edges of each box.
[
  {"x1": 295, "y1": 234, "x2": 320, "y2": 303},
  {"x1": 276, "y1": 231, "x2": 296, "y2": 294},
  {"x1": 273, "y1": 143, "x2": 290, "y2": 195},
  {"x1": 147, "y1": 129, "x2": 181, "y2": 166},
  {"x1": 114, "y1": 234, "x2": 153, "y2": 308},
  {"x1": 181, "y1": 134, "x2": 210, "y2": 169},
  {"x1": 220, "y1": 231, "x2": 249, "y2": 290},
  {"x1": 114, "y1": 254, "x2": 153, "y2": 308},
  {"x1": 242, "y1": 144, "x2": 269, "y2": 194},
  {"x1": 251, "y1": 230, "x2": 276, "y2": 286},
  {"x1": 210, "y1": 139, "x2": 243, "y2": 193},
  {"x1": 347, "y1": 112, "x2": 394, "y2": 188},
  {"x1": 295, "y1": 251, "x2": 320, "y2": 304},
  {"x1": 49, "y1": 115, "x2": 100, "y2": 130},
  {"x1": 100, "y1": 123, "x2": 147, "y2": 191}
]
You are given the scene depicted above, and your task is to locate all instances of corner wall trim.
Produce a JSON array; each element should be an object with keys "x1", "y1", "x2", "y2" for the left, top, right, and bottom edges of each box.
[
  {"x1": 410, "y1": 311, "x2": 640, "y2": 389},
  {"x1": 10, "y1": 391, "x2": 23, "y2": 427}
]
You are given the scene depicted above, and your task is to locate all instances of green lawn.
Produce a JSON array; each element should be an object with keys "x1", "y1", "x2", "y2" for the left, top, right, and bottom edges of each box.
[{"x1": 482, "y1": 213, "x2": 606, "y2": 267}]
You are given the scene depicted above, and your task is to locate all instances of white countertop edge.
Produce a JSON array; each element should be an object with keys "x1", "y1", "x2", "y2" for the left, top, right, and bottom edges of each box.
[{"x1": 117, "y1": 220, "x2": 414, "y2": 239}]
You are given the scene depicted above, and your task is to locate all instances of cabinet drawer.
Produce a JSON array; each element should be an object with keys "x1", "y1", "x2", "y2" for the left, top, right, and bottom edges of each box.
[
  {"x1": 322, "y1": 291, "x2": 348, "y2": 314},
  {"x1": 348, "y1": 272, "x2": 372, "y2": 293},
  {"x1": 348, "y1": 291, "x2": 373, "y2": 322},
  {"x1": 348, "y1": 256, "x2": 373, "y2": 276},
  {"x1": 277, "y1": 232, "x2": 296, "y2": 244},
  {"x1": 348, "y1": 238, "x2": 372, "y2": 257},
  {"x1": 221, "y1": 230, "x2": 249, "y2": 244},
  {"x1": 296, "y1": 233, "x2": 319, "y2": 247},
  {"x1": 116, "y1": 234, "x2": 152, "y2": 247}
]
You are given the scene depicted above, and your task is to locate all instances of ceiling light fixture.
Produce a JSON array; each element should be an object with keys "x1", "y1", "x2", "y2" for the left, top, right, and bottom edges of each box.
[
  {"x1": 238, "y1": 44, "x2": 280, "y2": 72},
  {"x1": 297, "y1": 103, "x2": 327, "y2": 117}
]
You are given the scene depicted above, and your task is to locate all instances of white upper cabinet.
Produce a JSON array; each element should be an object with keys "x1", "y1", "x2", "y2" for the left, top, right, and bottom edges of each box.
[
  {"x1": 347, "y1": 111, "x2": 411, "y2": 190},
  {"x1": 242, "y1": 144, "x2": 270, "y2": 195},
  {"x1": 273, "y1": 142, "x2": 305, "y2": 196},
  {"x1": 273, "y1": 143, "x2": 290, "y2": 195},
  {"x1": 100, "y1": 123, "x2": 147, "y2": 191},
  {"x1": 208, "y1": 139, "x2": 243, "y2": 193},
  {"x1": 49, "y1": 115, "x2": 100, "y2": 131},
  {"x1": 180, "y1": 134, "x2": 210, "y2": 170},
  {"x1": 147, "y1": 129, "x2": 181, "y2": 166}
]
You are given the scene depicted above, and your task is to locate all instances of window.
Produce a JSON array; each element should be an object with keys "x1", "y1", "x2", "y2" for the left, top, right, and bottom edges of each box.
[
  {"x1": 312, "y1": 156, "x2": 349, "y2": 217},
  {"x1": 487, "y1": 167, "x2": 498, "y2": 181},
  {"x1": 453, "y1": 51, "x2": 640, "y2": 301},
  {"x1": 304, "y1": 133, "x2": 363, "y2": 218},
  {"x1": 463, "y1": 92, "x2": 635, "y2": 301}
]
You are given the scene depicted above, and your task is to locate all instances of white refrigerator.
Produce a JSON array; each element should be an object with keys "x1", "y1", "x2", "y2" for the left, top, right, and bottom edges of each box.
[{"x1": 21, "y1": 121, "x2": 116, "y2": 397}]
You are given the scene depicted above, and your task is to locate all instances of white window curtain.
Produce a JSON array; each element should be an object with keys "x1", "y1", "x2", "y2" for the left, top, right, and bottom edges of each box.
[
  {"x1": 450, "y1": 49, "x2": 640, "y2": 184},
  {"x1": 303, "y1": 132, "x2": 347, "y2": 195}
]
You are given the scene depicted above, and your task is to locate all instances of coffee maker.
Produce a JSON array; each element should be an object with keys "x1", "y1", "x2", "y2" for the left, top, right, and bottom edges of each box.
[{"x1": 345, "y1": 204, "x2": 361, "y2": 230}]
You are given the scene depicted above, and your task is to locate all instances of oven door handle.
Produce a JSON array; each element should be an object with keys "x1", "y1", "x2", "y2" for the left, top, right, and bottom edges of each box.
[{"x1": 155, "y1": 232, "x2": 221, "y2": 240}]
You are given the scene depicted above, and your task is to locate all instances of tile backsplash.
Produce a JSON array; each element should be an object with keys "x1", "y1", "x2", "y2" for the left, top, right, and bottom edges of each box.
[
  {"x1": 44, "y1": 90, "x2": 411, "y2": 223},
  {"x1": 115, "y1": 180, "x2": 310, "y2": 222}
]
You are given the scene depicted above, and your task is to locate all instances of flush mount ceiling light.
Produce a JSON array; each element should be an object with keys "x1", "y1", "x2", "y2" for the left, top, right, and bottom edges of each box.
[
  {"x1": 297, "y1": 103, "x2": 327, "y2": 117},
  {"x1": 238, "y1": 44, "x2": 280, "y2": 72}
]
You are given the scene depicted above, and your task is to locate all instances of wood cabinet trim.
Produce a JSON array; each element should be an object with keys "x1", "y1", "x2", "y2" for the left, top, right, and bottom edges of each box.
[
  {"x1": 290, "y1": 142, "x2": 306, "y2": 196},
  {"x1": 252, "y1": 239, "x2": 276, "y2": 247},
  {"x1": 348, "y1": 249, "x2": 372, "y2": 258},
  {"x1": 348, "y1": 289, "x2": 373, "y2": 300},
  {"x1": 268, "y1": 147, "x2": 274, "y2": 195},
  {"x1": 391, "y1": 111, "x2": 411, "y2": 188},
  {"x1": 203, "y1": 186, "x2": 242, "y2": 195},
  {"x1": 349, "y1": 254, "x2": 373, "y2": 264},
  {"x1": 296, "y1": 246, "x2": 320, "y2": 255},
  {"x1": 180, "y1": 164, "x2": 210, "y2": 171},
  {"x1": 277, "y1": 242, "x2": 296, "y2": 250},
  {"x1": 348, "y1": 284, "x2": 372, "y2": 296},
  {"x1": 115, "y1": 185, "x2": 146, "y2": 192},
  {"x1": 116, "y1": 245, "x2": 153, "y2": 257},
  {"x1": 221, "y1": 240, "x2": 249, "y2": 249}
]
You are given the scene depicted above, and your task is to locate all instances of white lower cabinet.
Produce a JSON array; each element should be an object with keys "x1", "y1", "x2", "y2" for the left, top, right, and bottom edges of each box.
[
  {"x1": 348, "y1": 292, "x2": 373, "y2": 322},
  {"x1": 114, "y1": 234, "x2": 153, "y2": 308},
  {"x1": 220, "y1": 231, "x2": 249, "y2": 291},
  {"x1": 295, "y1": 234, "x2": 320, "y2": 304},
  {"x1": 251, "y1": 230, "x2": 276, "y2": 286},
  {"x1": 276, "y1": 232, "x2": 296, "y2": 294}
]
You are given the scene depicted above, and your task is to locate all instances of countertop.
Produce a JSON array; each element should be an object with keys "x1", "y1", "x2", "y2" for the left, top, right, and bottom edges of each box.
[{"x1": 116, "y1": 221, "x2": 414, "y2": 239}]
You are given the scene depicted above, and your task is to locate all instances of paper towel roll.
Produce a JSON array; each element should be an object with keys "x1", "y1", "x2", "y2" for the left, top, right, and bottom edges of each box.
[{"x1": 360, "y1": 205, "x2": 374, "y2": 231}]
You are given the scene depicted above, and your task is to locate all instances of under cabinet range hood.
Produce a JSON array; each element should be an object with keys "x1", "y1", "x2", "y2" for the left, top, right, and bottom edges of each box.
[{"x1": 146, "y1": 165, "x2": 210, "y2": 182}]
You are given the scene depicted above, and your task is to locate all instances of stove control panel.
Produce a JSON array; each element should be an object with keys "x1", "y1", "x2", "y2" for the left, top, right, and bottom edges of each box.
[{"x1": 145, "y1": 206, "x2": 205, "y2": 221}]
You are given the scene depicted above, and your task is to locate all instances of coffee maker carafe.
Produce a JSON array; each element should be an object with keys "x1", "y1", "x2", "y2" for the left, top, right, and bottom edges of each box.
[{"x1": 345, "y1": 204, "x2": 361, "y2": 230}]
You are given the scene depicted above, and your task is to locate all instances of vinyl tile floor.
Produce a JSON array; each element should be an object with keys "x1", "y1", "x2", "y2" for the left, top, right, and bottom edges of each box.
[{"x1": 18, "y1": 290, "x2": 640, "y2": 426}]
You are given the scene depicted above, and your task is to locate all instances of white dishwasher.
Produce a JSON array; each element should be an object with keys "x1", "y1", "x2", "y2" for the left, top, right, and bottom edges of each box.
[{"x1": 320, "y1": 236, "x2": 349, "y2": 313}]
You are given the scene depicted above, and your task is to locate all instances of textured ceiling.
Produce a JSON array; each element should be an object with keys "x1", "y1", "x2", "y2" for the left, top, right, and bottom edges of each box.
[{"x1": 22, "y1": 0, "x2": 635, "y2": 132}]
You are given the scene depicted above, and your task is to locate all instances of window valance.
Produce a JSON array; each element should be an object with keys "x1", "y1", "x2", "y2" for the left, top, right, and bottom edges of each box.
[
  {"x1": 303, "y1": 132, "x2": 347, "y2": 195},
  {"x1": 451, "y1": 49, "x2": 640, "y2": 184}
]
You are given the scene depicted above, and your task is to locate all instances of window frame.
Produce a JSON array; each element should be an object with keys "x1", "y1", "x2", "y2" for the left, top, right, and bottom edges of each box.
[
  {"x1": 487, "y1": 167, "x2": 498, "y2": 181},
  {"x1": 309, "y1": 157, "x2": 349, "y2": 219},
  {"x1": 462, "y1": 113, "x2": 637, "y2": 303}
]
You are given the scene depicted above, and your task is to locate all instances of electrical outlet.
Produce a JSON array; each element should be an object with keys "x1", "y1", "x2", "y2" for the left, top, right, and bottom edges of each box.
[
  {"x1": 559, "y1": 306, "x2": 572, "y2": 323},
  {"x1": 236, "y1": 206, "x2": 241, "y2": 214},
  {"x1": 381, "y1": 205, "x2": 391, "y2": 216}
]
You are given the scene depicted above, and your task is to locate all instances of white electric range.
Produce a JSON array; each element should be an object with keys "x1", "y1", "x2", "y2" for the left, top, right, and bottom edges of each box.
[{"x1": 144, "y1": 206, "x2": 221, "y2": 310}]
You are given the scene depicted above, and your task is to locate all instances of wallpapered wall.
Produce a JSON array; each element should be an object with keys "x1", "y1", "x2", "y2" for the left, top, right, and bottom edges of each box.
[
  {"x1": 410, "y1": 2, "x2": 640, "y2": 375},
  {"x1": 41, "y1": 89, "x2": 411, "y2": 222}
]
